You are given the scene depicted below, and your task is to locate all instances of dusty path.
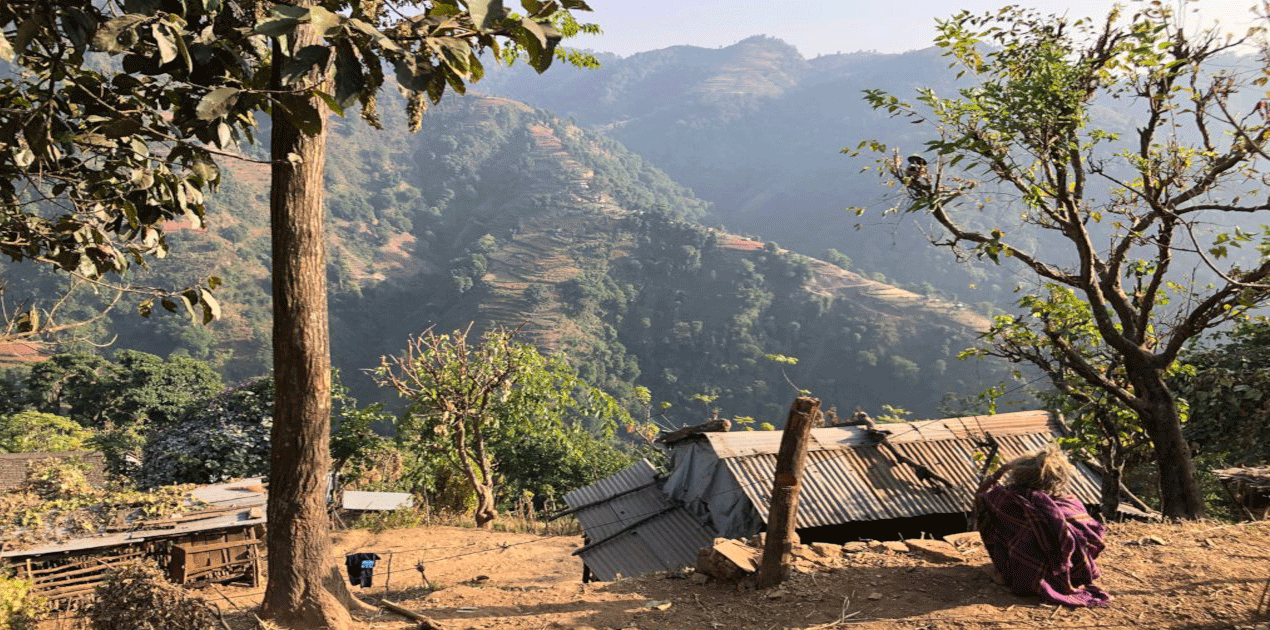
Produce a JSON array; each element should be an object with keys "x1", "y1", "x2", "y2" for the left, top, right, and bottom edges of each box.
[{"x1": 176, "y1": 519, "x2": 1270, "y2": 630}]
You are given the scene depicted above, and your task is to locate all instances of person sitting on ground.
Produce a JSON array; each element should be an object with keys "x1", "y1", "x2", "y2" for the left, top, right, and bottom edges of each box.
[{"x1": 975, "y1": 446, "x2": 1111, "y2": 607}]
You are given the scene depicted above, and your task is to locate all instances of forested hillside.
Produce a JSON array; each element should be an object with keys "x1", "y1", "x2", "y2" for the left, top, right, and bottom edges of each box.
[
  {"x1": 477, "y1": 37, "x2": 1007, "y2": 303},
  {"x1": 5, "y1": 90, "x2": 1005, "y2": 422},
  {"x1": 478, "y1": 38, "x2": 1268, "y2": 310}
]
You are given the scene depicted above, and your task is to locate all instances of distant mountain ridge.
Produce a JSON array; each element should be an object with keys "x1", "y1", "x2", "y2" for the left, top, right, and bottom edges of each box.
[
  {"x1": 478, "y1": 37, "x2": 1008, "y2": 303},
  {"x1": 11, "y1": 88, "x2": 1007, "y2": 421}
]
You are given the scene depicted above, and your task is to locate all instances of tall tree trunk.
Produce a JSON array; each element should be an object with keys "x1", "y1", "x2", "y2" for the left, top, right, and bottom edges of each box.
[
  {"x1": 1097, "y1": 448, "x2": 1122, "y2": 522},
  {"x1": 1093, "y1": 412, "x2": 1122, "y2": 522},
  {"x1": 1134, "y1": 372, "x2": 1205, "y2": 519},
  {"x1": 259, "y1": 8, "x2": 354, "y2": 628},
  {"x1": 454, "y1": 419, "x2": 498, "y2": 527}
]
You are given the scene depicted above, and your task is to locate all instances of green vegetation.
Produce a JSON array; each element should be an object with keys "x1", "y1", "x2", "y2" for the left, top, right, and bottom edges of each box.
[
  {"x1": 857, "y1": 5, "x2": 1270, "y2": 518},
  {"x1": 138, "y1": 378, "x2": 274, "y2": 487},
  {"x1": 0, "y1": 412, "x2": 91, "y2": 453},
  {"x1": 1, "y1": 458, "x2": 194, "y2": 547},
  {"x1": 0, "y1": 572, "x2": 42, "y2": 630},
  {"x1": 560, "y1": 211, "x2": 997, "y2": 422},
  {"x1": 1178, "y1": 321, "x2": 1270, "y2": 468},
  {"x1": 375, "y1": 327, "x2": 634, "y2": 527}
]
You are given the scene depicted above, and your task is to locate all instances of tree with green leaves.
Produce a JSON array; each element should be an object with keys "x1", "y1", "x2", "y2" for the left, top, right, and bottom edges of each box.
[
  {"x1": 1177, "y1": 319, "x2": 1270, "y2": 467},
  {"x1": 964, "y1": 285, "x2": 1155, "y2": 518},
  {"x1": 375, "y1": 326, "x2": 632, "y2": 527},
  {"x1": 4, "y1": 0, "x2": 595, "y2": 624},
  {"x1": 17, "y1": 351, "x2": 222, "y2": 427},
  {"x1": 0, "y1": 411, "x2": 92, "y2": 452},
  {"x1": 139, "y1": 376, "x2": 273, "y2": 486},
  {"x1": 855, "y1": 5, "x2": 1270, "y2": 518}
]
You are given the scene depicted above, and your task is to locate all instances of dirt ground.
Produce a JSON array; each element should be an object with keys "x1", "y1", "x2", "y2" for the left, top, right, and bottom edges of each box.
[{"x1": 161, "y1": 518, "x2": 1269, "y2": 630}]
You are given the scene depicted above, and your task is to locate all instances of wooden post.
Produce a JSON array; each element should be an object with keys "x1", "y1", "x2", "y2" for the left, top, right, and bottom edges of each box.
[
  {"x1": 757, "y1": 396, "x2": 820, "y2": 588},
  {"x1": 383, "y1": 552, "x2": 393, "y2": 595}
]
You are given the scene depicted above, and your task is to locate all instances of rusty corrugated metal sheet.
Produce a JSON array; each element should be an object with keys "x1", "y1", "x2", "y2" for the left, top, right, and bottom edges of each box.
[
  {"x1": 563, "y1": 459, "x2": 716, "y2": 581},
  {"x1": 707, "y1": 410, "x2": 1057, "y2": 457},
  {"x1": 724, "y1": 430, "x2": 1104, "y2": 528}
]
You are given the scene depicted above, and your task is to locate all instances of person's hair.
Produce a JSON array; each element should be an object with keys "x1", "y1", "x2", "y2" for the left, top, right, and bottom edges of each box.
[{"x1": 1006, "y1": 445, "x2": 1074, "y2": 496}]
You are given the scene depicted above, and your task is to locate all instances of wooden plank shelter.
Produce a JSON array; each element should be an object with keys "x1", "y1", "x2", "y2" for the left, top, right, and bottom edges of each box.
[{"x1": 1, "y1": 479, "x2": 267, "y2": 610}]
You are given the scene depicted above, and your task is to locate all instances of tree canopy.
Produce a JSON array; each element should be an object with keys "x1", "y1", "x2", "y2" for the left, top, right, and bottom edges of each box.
[
  {"x1": 856, "y1": 4, "x2": 1270, "y2": 517},
  {"x1": 375, "y1": 326, "x2": 633, "y2": 526},
  {"x1": 0, "y1": 411, "x2": 91, "y2": 452}
]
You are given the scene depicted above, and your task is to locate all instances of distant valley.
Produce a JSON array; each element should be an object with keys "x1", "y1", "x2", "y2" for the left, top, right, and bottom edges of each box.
[{"x1": 7, "y1": 40, "x2": 1018, "y2": 423}]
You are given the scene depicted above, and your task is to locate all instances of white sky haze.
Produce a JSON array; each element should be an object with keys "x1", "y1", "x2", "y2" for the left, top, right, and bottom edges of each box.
[{"x1": 577, "y1": 1, "x2": 1261, "y2": 58}]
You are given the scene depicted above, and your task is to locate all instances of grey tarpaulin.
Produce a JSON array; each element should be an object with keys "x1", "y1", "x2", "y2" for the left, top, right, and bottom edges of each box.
[{"x1": 662, "y1": 440, "x2": 763, "y2": 539}]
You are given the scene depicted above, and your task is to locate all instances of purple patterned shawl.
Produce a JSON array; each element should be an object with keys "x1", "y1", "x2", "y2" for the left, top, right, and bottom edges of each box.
[{"x1": 977, "y1": 485, "x2": 1111, "y2": 607}]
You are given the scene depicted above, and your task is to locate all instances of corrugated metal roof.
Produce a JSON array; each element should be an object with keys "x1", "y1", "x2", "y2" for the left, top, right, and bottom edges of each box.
[
  {"x1": 563, "y1": 460, "x2": 716, "y2": 581},
  {"x1": 565, "y1": 459, "x2": 659, "y2": 506},
  {"x1": 576, "y1": 507, "x2": 716, "y2": 581},
  {"x1": 715, "y1": 414, "x2": 1105, "y2": 529},
  {"x1": 705, "y1": 410, "x2": 1056, "y2": 458},
  {"x1": 342, "y1": 491, "x2": 414, "y2": 511},
  {"x1": 191, "y1": 478, "x2": 267, "y2": 507}
]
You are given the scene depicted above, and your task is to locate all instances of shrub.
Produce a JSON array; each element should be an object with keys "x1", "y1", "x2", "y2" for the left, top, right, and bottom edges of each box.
[
  {"x1": 0, "y1": 412, "x2": 91, "y2": 453},
  {"x1": 0, "y1": 573, "x2": 43, "y2": 630},
  {"x1": 90, "y1": 564, "x2": 216, "y2": 630},
  {"x1": 22, "y1": 458, "x2": 97, "y2": 501},
  {"x1": 140, "y1": 378, "x2": 273, "y2": 487}
]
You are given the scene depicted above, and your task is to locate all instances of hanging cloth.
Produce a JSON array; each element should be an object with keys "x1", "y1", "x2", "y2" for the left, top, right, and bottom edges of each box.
[{"x1": 344, "y1": 552, "x2": 381, "y2": 588}]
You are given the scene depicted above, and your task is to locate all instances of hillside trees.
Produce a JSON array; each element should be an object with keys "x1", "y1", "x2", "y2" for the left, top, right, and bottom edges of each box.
[
  {"x1": 375, "y1": 326, "x2": 632, "y2": 527},
  {"x1": 0, "y1": 411, "x2": 91, "y2": 452},
  {"x1": 17, "y1": 351, "x2": 222, "y2": 426},
  {"x1": 1176, "y1": 320, "x2": 1270, "y2": 467},
  {"x1": 139, "y1": 377, "x2": 273, "y2": 486},
  {"x1": 5, "y1": 0, "x2": 594, "y2": 625},
  {"x1": 856, "y1": 5, "x2": 1270, "y2": 518}
]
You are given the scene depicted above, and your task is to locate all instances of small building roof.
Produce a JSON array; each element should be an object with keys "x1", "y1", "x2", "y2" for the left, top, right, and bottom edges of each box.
[
  {"x1": 699, "y1": 410, "x2": 1104, "y2": 529},
  {"x1": 0, "y1": 451, "x2": 108, "y2": 492},
  {"x1": 2, "y1": 478, "x2": 267, "y2": 558},
  {"x1": 342, "y1": 491, "x2": 414, "y2": 511}
]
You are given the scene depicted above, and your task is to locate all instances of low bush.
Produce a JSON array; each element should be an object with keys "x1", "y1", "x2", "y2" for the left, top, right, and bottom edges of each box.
[
  {"x1": 90, "y1": 564, "x2": 217, "y2": 630},
  {"x1": 0, "y1": 573, "x2": 43, "y2": 630}
]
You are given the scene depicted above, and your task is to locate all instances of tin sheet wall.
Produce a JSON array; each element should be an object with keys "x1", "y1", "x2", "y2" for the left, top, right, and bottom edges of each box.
[
  {"x1": 725, "y1": 433, "x2": 1102, "y2": 528},
  {"x1": 564, "y1": 460, "x2": 717, "y2": 581}
]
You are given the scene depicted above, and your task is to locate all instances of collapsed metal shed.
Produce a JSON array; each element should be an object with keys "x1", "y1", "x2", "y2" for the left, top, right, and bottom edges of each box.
[
  {"x1": 565, "y1": 410, "x2": 1124, "y2": 581},
  {"x1": 562, "y1": 459, "x2": 716, "y2": 581},
  {"x1": 665, "y1": 410, "x2": 1106, "y2": 538}
]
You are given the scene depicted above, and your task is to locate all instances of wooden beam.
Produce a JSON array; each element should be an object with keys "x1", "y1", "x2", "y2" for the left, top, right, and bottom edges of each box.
[
  {"x1": 30, "y1": 557, "x2": 142, "y2": 583},
  {"x1": 40, "y1": 582, "x2": 100, "y2": 599},
  {"x1": 183, "y1": 560, "x2": 252, "y2": 580},
  {"x1": 378, "y1": 598, "x2": 449, "y2": 630},
  {"x1": 176, "y1": 539, "x2": 260, "y2": 555},
  {"x1": 26, "y1": 551, "x2": 144, "y2": 576},
  {"x1": 756, "y1": 396, "x2": 819, "y2": 589}
]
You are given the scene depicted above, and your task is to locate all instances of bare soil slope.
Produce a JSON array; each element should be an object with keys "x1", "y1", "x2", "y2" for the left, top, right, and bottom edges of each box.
[{"x1": 198, "y1": 519, "x2": 1270, "y2": 630}]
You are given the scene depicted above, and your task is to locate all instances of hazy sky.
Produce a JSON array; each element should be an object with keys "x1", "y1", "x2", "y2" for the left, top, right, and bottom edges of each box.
[{"x1": 577, "y1": 1, "x2": 1261, "y2": 58}]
